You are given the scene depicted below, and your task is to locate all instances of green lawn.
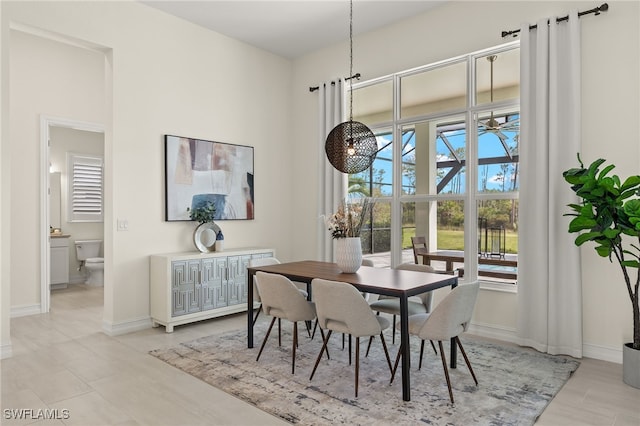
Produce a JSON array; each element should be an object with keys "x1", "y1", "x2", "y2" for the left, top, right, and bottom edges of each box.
[{"x1": 403, "y1": 228, "x2": 518, "y2": 254}]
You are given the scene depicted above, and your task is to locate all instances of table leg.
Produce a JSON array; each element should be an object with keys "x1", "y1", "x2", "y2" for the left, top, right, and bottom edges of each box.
[
  {"x1": 248, "y1": 270, "x2": 254, "y2": 348},
  {"x1": 449, "y1": 278, "x2": 458, "y2": 368},
  {"x1": 399, "y1": 295, "x2": 411, "y2": 401}
]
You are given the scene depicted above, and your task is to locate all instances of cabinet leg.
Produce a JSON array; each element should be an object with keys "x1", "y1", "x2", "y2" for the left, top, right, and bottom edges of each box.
[
  {"x1": 152, "y1": 321, "x2": 159, "y2": 328},
  {"x1": 166, "y1": 325, "x2": 174, "y2": 333}
]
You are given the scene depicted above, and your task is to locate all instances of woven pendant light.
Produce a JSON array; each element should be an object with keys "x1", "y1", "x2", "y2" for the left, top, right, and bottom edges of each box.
[{"x1": 325, "y1": 0, "x2": 377, "y2": 174}]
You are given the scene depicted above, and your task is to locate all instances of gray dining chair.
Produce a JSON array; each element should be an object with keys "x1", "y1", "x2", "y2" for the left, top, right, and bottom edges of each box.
[
  {"x1": 390, "y1": 282, "x2": 480, "y2": 404},
  {"x1": 310, "y1": 278, "x2": 393, "y2": 397},
  {"x1": 249, "y1": 257, "x2": 308, "y2": 327},
  {"x1": 368, "y1": 263, "x2": 437, "y2": 352},
  {"x1": 254, "y1": 271, "x2": 320, "y2": 374}
]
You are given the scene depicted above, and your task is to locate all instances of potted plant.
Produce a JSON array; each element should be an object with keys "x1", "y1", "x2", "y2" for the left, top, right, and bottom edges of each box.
[
  {"x1": 187, "y1": 202, "x2": 219, "y2": 253},
  {"x1": 325, "y1": 197, "x2": 375, "y2": 273},
  {"x1": 188, "y1": 201, "x2": 216, "y2": 224},
  {"x1": 563, "y1": 155, "x2": 640, "y2": 388}
]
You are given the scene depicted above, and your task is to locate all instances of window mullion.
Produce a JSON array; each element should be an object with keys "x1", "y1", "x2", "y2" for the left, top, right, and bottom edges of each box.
[{"x1": 465, "y1": 55, "x2": 479, "y2": 282}]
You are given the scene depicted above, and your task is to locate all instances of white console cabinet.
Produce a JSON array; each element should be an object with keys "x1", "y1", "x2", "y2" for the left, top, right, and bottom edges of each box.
[{"x1": 150, "y1": 248, "x2": 274, "y2": 332}]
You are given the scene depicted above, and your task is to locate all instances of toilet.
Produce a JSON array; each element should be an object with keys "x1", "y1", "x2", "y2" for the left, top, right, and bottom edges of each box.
[{"x1": 74, "y1": 240, "x2": 104, "y2": 286}]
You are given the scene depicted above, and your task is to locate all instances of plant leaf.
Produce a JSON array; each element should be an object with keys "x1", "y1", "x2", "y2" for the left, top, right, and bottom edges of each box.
[
  {"x1": 575, "y1": 232, "x2": 602, "y2": 246},
  {"x1": 621, "y1": 260, "x2": 640, "y2": 268},
  {"x1": 595, "y1": 245, "x2": 612, "y2": 257},
  {"x1": 568, "y1": 216, "x2": 597, "y2": 232}
]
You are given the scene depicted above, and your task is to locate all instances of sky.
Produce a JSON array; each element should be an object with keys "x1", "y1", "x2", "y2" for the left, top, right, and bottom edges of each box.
[{"x1": 361, "y1": 117, "x2": 519, "y2": 195}]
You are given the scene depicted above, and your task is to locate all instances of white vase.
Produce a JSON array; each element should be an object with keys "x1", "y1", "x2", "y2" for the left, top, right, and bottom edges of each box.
[{"x1": 335, "y1": 237, "x2": 363, "y2": 273}]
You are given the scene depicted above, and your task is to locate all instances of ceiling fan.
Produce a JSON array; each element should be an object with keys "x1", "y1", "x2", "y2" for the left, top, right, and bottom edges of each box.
[{"x1": 479, "y1": 54, "x2": 519, "y2": 145}]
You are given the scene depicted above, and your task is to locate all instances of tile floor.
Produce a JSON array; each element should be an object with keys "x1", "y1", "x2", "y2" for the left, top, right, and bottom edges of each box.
[{"x1": 1, "y1": 284, "x2": 639, "y2": 425}]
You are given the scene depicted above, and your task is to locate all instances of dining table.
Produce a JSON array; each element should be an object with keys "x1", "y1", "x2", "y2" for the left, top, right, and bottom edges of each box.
[
  {"x1": 246, "y1": 260, "x2": 458, "y2": 402},
  {"x1": 415, "y1": 249, "x2": 518, "y2": 280}
]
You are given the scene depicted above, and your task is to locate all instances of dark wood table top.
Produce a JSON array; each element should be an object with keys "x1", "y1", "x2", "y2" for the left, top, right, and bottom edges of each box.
[{"x1": 247, "y1": 260, "x2": 457, "y2": 297}]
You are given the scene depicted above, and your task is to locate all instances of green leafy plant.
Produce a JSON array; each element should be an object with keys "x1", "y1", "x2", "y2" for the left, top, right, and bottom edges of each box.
[
  {"x1": 187, "y1": 202, "x2": 216, "y2": 224},
  {"x1": 563, "y1": 154, "x2": 640, "y2": 350}
]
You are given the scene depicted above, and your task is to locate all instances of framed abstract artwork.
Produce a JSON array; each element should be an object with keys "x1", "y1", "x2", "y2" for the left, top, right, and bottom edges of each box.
[{"x1": 164, "y1": 135, "x2": 254, "y2": 221}]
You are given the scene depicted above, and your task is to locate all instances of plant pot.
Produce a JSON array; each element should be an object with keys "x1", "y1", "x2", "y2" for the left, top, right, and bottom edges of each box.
[
  {"x1": 623, "y1": 343, "x2": 640, "y2": 389},
  {"x1": 335, "y1": 237, "x2": 362, "y2": 273}
]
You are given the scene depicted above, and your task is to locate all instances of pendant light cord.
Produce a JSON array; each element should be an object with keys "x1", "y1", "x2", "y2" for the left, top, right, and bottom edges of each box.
[{"x1": 349, "y1": 0, "x2": 354, "y2": 122}]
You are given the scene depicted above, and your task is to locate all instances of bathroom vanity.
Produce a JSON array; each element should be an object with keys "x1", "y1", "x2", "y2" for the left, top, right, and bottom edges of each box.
[
  {"x1": 149, "y1": 247, "x2": 274, "y2": 332},
  {"x1": 50, "y1": 234, "x2": 70, "y2": 289}
]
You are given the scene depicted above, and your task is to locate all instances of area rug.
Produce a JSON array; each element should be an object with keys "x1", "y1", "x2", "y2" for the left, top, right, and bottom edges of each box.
[{"x1": 150, "y1": 324, "x2": 580, "y2": 425}]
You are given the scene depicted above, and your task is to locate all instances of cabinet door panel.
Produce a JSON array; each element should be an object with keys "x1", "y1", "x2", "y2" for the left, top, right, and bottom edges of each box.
[
  {"x1": 212, "y1": 257, "x2": 228, "y2": 308},
  {"x1": 171, "y1": 260, "x2": 201, "y2": 316},
  {"x1": 201, "y1": 257, "x2": 216, "y2": 311},
  {"x1": 227, "y1": 255, "x2": 252, "y2": 306}
]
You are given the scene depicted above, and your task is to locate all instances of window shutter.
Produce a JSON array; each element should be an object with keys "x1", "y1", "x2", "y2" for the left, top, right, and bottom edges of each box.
[{"x1": 68, "y1": 154, "x2": 103, "y2": 222}]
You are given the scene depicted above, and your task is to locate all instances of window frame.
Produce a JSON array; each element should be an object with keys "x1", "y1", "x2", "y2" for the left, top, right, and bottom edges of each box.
[{"x1": 352, "y1": 41, "x2": 520, "y2": 290}]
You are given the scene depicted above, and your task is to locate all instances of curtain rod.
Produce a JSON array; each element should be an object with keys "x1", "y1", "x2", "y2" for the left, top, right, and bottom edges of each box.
[
  {"x1": 501, "y1": 3, "x2": 608, "y2": 38},
  {"x1": 309, "y1": 73, "x2": 361, "y2": 92}
]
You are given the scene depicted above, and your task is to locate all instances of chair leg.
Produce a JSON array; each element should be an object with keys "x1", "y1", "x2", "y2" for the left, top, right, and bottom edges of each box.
[
  {"x1": 256, "y1": 317, "x2": 277, "y2": 362},
  {"x1": 278, "y1": 318, "x2": 282, "y2": 347},
  {"x1": 318, "y1": 327, "x2": 330, "y2": 360},
  {"x1": 365, "y1": 335, "x2": 374, "y2": 357},
  {"x1": 310, "y1": 330, "x2": 333, "y2": 381},
  {"x1": 311, "y1": 319, "x2": 318, "y2": 340},
  {"x1": 390, "y1": 344, "x2": 402, "y2": 384},
  {"x1": 379, "y1": 332, "x2": 393, "y2": 374},
  {"x1": 292, "y1": 322, "x2": 297, "y2": 374},
  {"x1": 438, "y1": 340, "x2": 454, "y2": 404},
  {"x1": 348, "y1": 335, "x2": 352, "y2": 365},
  {"x1": 355, "y1": 336, "x2": 360, "y2": 397},
  {"x1": 418, "y1": 340, "x2": 437, "y2": 366},
  {"x1": 456, "y1": 336, "x2": 478, "y2": 385},
  {"x1": 252, "y1": 305, "x2": 262, "y2": 326}
]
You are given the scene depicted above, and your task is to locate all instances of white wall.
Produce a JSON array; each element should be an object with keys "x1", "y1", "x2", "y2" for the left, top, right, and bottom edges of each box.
[
  {"x1": 290, "y1": 1, "x2": 639, "y2": 361},
  {"x1": 9, "y1": 31, "x2": 106, "y2": 310},
  {"x1": 1, "y1": 0, "x2": 293, "y2": 348}
]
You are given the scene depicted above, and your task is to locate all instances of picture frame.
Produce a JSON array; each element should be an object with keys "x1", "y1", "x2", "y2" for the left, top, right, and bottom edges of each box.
[{"x1": 164, "y1": 135, "x2": 254, "y2": 221}]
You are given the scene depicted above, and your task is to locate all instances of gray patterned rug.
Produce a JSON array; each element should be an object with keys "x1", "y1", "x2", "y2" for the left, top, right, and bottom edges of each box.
[{"x1": 150, "y1": 323, "x2": 579, "y2": 425}]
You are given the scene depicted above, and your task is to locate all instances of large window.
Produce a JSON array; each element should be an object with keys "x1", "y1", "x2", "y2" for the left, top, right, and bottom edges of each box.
[{"x1": 352, "y1": 43, "x2": 520, "y2": 284}]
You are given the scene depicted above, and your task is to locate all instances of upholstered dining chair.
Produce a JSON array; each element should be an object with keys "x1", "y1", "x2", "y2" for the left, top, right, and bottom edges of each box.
[
  {"x1": 368, "y1": 263, "x2": 437, "y2": 350},
  {"x1": 411, "y1": 236, "x2": 428, "y2": 264},
  {"x1": 390, "y1": 282, "x2": 480, "y2": 404},
  {"x1": 310, "y1": 278, "x2": 393, "y2": 397},
  {"x1": 254, "y1": 271, "x2": 320, "y2": 374},
  {"x1": 249, "y1": 257, "x2": 308, "y2": 326}
]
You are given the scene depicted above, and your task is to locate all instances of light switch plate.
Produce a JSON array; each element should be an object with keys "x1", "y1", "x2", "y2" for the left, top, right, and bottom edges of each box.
[{"x1": 117, "y1": 219, "x2": 129, "y2": 231}]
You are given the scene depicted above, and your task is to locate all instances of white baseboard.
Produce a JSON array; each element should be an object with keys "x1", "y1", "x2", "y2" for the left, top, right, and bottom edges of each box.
[
  {"x1": 10, "y1": 304, "x2": 41, "y2": 318},
  {"x1": 468, "y1": 321, "x2": 623, "y2": 364},
  {"x1": 467, "y1": 321, "x2": 519, "y2": 344},
  {"x1": 102, "y1": 316, "x2": 153, "y2": 336},
  {"x1": 0, "y1": 342, "x2": 13, "y2": 359},
  {"x1": 583, "y1": 342, "x2": 623, "y2": 364}
]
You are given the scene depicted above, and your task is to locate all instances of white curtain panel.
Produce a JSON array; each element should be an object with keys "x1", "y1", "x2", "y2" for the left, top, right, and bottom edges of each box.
[
  {"x1": 317, "y1": 80, "x2": 347, "y2": 262},
  {"x1": 517, "y1": 10, "x2": 583, "y2": 358}
]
